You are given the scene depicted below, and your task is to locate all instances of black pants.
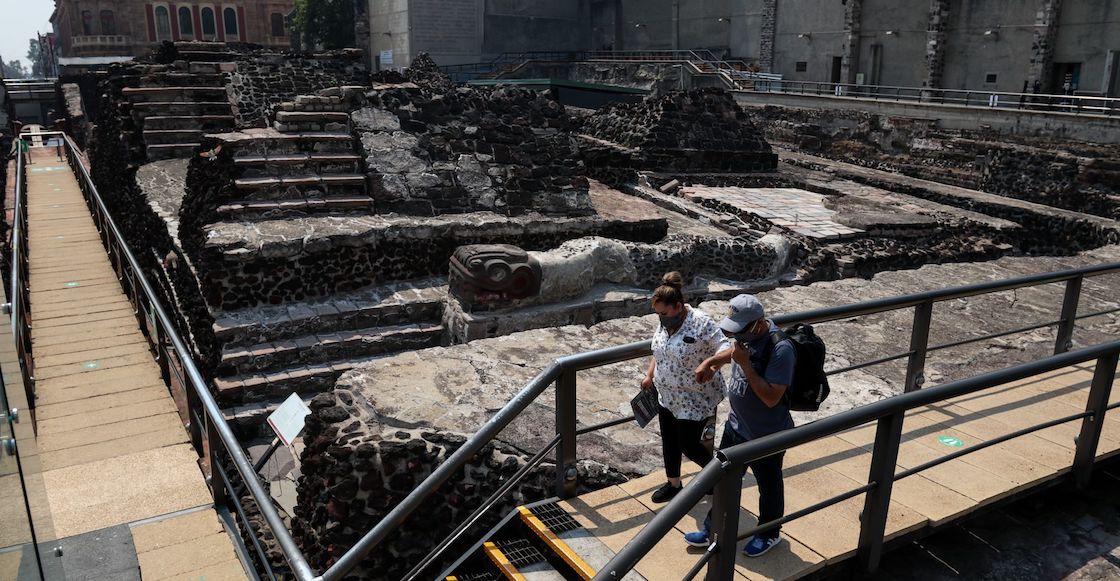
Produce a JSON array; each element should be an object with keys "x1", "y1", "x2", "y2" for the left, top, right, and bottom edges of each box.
[
  {"x1": 659, "y1": 405, "x2": 714, "y2": 479},
  {"x1": 704, "y1": 423, "x2": 785, "y2": 539}
]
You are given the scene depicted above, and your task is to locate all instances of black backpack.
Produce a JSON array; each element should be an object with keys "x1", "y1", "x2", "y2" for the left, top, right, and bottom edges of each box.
[{"x1": 759, "y1": 323, "x2": 830, "y2": 412}]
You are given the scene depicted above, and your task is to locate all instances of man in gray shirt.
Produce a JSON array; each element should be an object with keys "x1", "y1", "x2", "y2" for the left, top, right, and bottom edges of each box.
[{"x1": 686, "y1": 294, "x2": 795, "y2": 557}]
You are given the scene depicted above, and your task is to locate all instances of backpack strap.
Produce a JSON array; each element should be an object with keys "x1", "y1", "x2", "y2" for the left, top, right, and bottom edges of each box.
[{"x1": 755, "y1": 329, "x2": 787, "y2": 373}]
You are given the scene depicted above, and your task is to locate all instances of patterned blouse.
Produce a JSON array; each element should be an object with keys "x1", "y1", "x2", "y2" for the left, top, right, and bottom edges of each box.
[{"x1": 651, "y1": 306, "x2": 730, "y2": 421}]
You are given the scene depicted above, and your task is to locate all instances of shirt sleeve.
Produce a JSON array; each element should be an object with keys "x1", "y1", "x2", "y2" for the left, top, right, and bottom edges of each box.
[
  {"x1": 764, "y1": 341, "x2": 796, "y2": 386},
  {"x1": 704, "y1": 316, "x2": 731, "y2": 354}
]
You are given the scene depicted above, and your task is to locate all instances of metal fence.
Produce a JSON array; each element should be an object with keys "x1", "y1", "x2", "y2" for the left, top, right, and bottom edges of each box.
[
  {"x1": 748, "y1": 79, "x2": 1120, "y2": 117},
  {"x1": 12, "y1": 133, "x2": 316, "y2": 580},
  {"x1": 12, "y1": 133, "x2": 1120, "y2": 580},
  {"x1": 441, "y1": 49, "x2": 1118, "y2": 117},
  {"x1": 8, "y1": 140, "x2": 34, "y2": 413}
]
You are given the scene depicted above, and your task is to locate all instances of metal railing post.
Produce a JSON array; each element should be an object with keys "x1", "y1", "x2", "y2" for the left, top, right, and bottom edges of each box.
[
  {"x1": 555, "y1": 368, "x2": 578, "y2": 498},
  {"x1": 856, "y1": 411, "x2": 904, "y2": 573},
  {"x1": 904, "y1": 301, "x2": 933, "y2": 392},
  {"x1": 1054, "y1": 275, "x2": 1083, "y2": 354},
  {"x1": 1072, "y1": 352, "x2": 1118, "y2": 489},
  {"x1": 705, "y1": 466, "x2": 743, "y2": 580},
  {"x1": 207, "y1": 414, "x2": 230, "y2": 508}
]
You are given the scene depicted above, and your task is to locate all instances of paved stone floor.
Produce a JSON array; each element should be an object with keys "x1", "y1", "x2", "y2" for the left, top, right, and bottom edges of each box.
[{"x1": 681, "y1": 186, "x2": 865, "y2": 240}]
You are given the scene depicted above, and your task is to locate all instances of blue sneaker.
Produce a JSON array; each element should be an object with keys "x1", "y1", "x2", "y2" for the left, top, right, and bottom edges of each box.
[
  {"x1": 743, "y1": 534, "x2": 781, "y2": 557},
  {"x1": 683, "y1": 529, "x2": 710, "y2": 547}
]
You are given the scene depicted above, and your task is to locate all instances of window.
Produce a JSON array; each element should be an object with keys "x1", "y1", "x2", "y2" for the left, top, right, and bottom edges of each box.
[
  {"x1": 178, "y1": 6, "x2": 194, "y2": 37},
  {"x1": 154, "y1": 6, "x2": 171, "y2": 41},
  {"x1": 81, "y1": 10, "x2": 93, "y2": 35},
  {"x1": 201, "y1": 7, "x2": 216, "y2": 38},
  {"x1": 224, "y1": 7, "x2": 239, "y2": 39},
  {"x1": 100, "y1": 10, "x2": 116, "y2": 35},
  {"x1": 271, "y1": 12, "x2": 286, "y2": 37},
  {"x1": 985, "y1": 73, "x2": 998, "y2": 84},
  {"x1": 795, "y1": 61, "x2": 808, "y2": 72}
]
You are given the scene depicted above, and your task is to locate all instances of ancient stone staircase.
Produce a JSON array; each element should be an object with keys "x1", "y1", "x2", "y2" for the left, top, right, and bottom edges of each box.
[
  {"x1": 217, "y1": 90, "x2": 374, "y2": 220},
  {"x1": 122, "y1": 54, "x2": 235, "y2": 161},
  {"x1": 198, "y1": 88, "x2": 455, "y2": 412},
  {"x1": 211, "y1": 278, "x2": 447, "y2": 404}
]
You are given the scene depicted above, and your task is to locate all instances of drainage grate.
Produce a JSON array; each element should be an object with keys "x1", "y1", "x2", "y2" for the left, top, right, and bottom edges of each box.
[
  {"x1": 495, "y1": 538, "x2": 547, "y2": 569},
  {"x1": 531, "y1": 502, "x2": 582, "y2": 534}
]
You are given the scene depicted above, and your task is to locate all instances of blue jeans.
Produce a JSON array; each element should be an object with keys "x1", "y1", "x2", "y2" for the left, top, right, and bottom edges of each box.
[{"x1": 703, "y1": 423, "x2": 785, "y2": 540}]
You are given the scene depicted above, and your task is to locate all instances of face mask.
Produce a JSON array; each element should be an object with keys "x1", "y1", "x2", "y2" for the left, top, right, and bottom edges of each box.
[{"x1": 659, "y1": 312, "x2": 684, "y2": 330}]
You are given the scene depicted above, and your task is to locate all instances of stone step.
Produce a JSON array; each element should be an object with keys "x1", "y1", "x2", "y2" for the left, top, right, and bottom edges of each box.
[
  {"x1": 273, "y1": 120, "x2": 350, "y2": 134},
  {"x1": 146, "y1": 143, "x2": 199, "y2": 160},
  {"x1": 224, "y1": 131, "x2": 356, "y2": 156},
  {"x1": 211, "y1": 278, "x2": 447, "y2": 348},
  {"x1": 217, "y1": 322, "x2": 444, "y2": 377},
  {"x1": 233, "y1": 153, "x2": 362, "y2": 178},
  {"x1": 122, "y1": 86, "x2": 228, "y2": 103},
  {"x1": 234, "y1": 174, "x2": 366, "y2": 191},
  {"x1": 143, "y1": 129, "x2": 205, "y2": 145},
  {"x1": 278, "y1": 96, "x2": 349, "y2": 113},
  {"x1": 216, "y1": 195, "x2": 375, "y2": 219},
  {"x1": 138, "y1": 73, "x2": 225, "y2": 88},
  {"x1": 275, "y1": 111, "x2": 350, "y2": 124},
  {"x1": 177, "y1": 50, "x2": 237, "y2": 62},
  {"x1": 214, "y1": 351, "x2": 396, "y2": 403},
  {"x1": 143, "y1": 115, "x2": 236, "y2": 131},
  {"x1": 130, "y1": 101, "x2": 233, "y2": 118},
  {"x1": 188, "y1": 62, "x2": 225, "y2": 75}
]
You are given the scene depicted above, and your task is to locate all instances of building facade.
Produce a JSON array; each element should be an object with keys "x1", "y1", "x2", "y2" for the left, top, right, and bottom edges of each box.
[
  {"x1": 365, "y1": 0, "x2": 1120, "y2": 96},
  {"x1": 52, "y1": 0, "x2": 296, "y2": 59}
]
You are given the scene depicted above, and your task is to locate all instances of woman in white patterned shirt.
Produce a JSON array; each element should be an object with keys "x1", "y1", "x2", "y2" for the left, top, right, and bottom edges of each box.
[{"x1": 640, "y1": 272, "x2": 730, "y2": 503}]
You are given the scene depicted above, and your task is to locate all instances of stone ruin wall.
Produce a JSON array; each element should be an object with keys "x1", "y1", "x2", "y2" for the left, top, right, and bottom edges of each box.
[
  {"x1": 289, "y1": 386, "x2": 625, "y2": 580},
  {"x1": 357, "y1": 82, "x2": 592, "y2": 217},
  {"x1": 750, "y1": 105, "x2": 1120, "y2": 221},
  {"x1": 227, "y1": 49, "x2": 369, "y2": 127},
  {"x1": 194, "y1": 215, "x2": 667, "y2": 311},
  {"x1": 581, "y1": 88, "x2": 779, "y2": 174}
]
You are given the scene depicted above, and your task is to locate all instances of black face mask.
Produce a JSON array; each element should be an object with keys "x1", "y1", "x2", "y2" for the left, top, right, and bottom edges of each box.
[{"x1": 659, "y1": 312, "x2": 684, "y2": 330}]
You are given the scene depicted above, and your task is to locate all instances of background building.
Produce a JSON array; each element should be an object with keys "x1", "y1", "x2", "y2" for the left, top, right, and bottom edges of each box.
[
  {"x1": 365, "y1": 0, "x2": 1120, "y2": 96},
  {"x1": 51, "y1": 0, "x2": 297, "y2": 61}
]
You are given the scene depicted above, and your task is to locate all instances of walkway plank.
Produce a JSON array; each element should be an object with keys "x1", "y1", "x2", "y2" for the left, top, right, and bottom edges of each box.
[
  {"x1": 25, "y1": 152, "x2": 245, "y2": 578},
  {"x1": 561, "y1": 366, "x2": 1119, "y2": 580}
]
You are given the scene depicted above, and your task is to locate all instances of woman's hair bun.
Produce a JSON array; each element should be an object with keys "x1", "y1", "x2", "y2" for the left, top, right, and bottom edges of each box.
[{"x1": 660, "y1": 271, "x2": 684, "y2": 290}]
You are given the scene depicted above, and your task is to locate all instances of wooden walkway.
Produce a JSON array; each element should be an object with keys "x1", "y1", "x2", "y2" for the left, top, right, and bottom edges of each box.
[
  {"x1": 24, "y1": 148, "x2": 246, "y2": 580},
  {"x1": 561, "y1": 363, "x2": 1119, "y2": 580}
]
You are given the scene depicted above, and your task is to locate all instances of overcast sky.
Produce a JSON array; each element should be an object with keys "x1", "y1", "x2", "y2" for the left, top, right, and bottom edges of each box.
[{"x1": 0, "y1": 2, "x2": 56, "y2": 70}]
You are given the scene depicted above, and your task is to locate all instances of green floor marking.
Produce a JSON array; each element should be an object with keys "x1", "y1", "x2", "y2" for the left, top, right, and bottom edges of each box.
[{"x1": 938, "y1": 435, "x2": 964, "y2": 448}]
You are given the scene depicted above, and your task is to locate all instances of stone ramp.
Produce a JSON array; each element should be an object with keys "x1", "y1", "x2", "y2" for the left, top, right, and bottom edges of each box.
[
  {"x1": 24, "y1": 150, "x2": 246, "y2": 579},
  {"x1": 551, "y1": 364, "x2": 1118, "y2": 580}
]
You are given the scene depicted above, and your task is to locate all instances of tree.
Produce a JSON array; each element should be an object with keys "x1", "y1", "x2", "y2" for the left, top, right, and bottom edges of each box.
[
  {"x1": 293, "y1": 0, "x2": 356, "y2": 50},
  {"x1": 3, "y1": 60, "x2": 28, "y2": 79},
  {"x1": 27, "y1": 39, "x2": 44, "y2": 78}
]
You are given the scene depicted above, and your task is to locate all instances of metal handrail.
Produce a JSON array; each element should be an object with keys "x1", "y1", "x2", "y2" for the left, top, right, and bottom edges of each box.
[
  {"x1": 320, "y1": 261, "x2": 1119, "y2": 580},
  {"x1": 599, "y1": 341, "x2": 1120, "y2": 579},
  {"x1": 9, "y1": 139, "x2": 34, "y2": 411},
  {"x1": 13, "y1": 132, "x2": 315, "y2": 579}
]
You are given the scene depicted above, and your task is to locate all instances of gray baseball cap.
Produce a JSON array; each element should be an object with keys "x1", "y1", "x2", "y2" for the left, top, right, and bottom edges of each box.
[{"x1": 719, "y1": 294, "x2": 766, "y2": 334}]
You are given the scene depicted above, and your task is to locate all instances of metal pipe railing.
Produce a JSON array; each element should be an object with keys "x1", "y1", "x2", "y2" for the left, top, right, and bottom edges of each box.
[
  {"x1": 325, "y1": 262, "x2": 1118, "y2": 580},
  {"x1": 17, "y1": 132, "x2": 315, "y2": 579},
  {"x1": 599, "y1": 341, "x2": 1120, "y2": 579},
  {"x1": 8, "y1": 137, "x2": 34, "y2": 411}
]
